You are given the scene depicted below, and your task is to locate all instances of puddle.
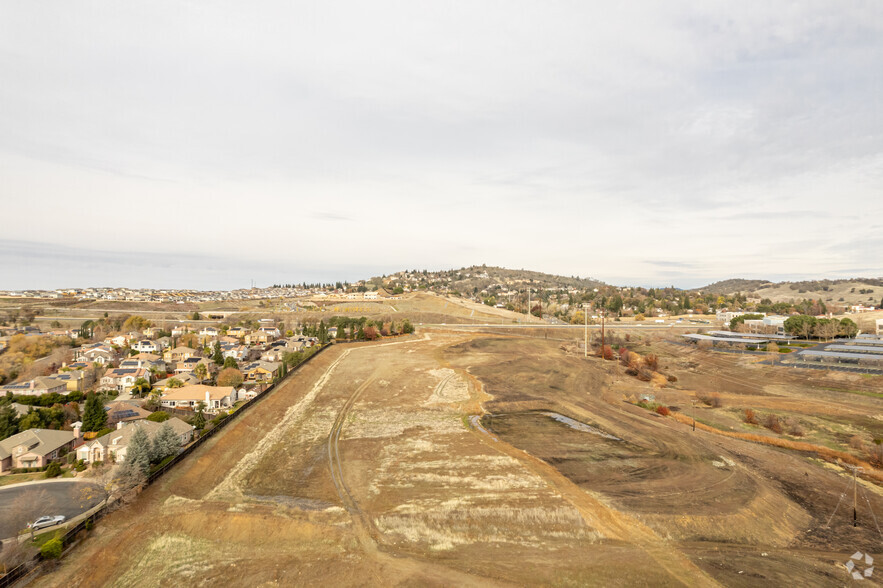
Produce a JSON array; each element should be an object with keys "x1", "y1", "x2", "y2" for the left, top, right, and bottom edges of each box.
[
  {"x1": 542, "y1": 412, "x2": 621, "y2": 441},
  {"x1": 469, "y1": 415, "x2": 498, "y2": 441}
]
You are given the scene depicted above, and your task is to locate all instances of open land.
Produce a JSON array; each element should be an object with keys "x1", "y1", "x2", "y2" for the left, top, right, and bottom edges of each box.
[{"x1": 31, "y1": 325, "x2": 883, "y2": 587}]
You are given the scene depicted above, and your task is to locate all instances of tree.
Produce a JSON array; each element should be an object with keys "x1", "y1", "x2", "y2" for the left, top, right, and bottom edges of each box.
[
  {"x1": 146, "y1": 411, "x2": 170, "y2": 422},
  {"x1": 82, "y1": 393, "x2": 107, "y2": 433},
  {"x1": 223, "y1": 356, "x2": 238, "y2": 369},
  {"x1": 0, "y1": 403, "x2": 20, "y2": 440},
  {"x1": 131, "y1": 378, "x2": 151, "y2": 398},
  {"x1": 193, "y1": 401, "x2": 206, "y2": 430},
  {"x1": 217, "y1": 367, "x2": 244, "y2": 387},
  {"x1": 212, "y1": 342, "x2": 224, "y2": 365},
  {"x1": 167, "y1": 378, "x2": 184, "y2": 389},
  {"x1": 784, "y1": 315, "x2": 817, "y2": 339},
  {"x1": 191, "y1": 311, "x2": 201, "y2": 320},
  {"x1": 194, "y1": 362, "x2": 208, "y2": 382},
  {"x1": 839, "y1": 317, "x2": 858, "y2": 338},
  {"x1": 151, "y1": 422, "x2": 180, "y2": 463},
  {"x1": 401, "y1": 319, "x2": 414, "y2": 334},
  {"x1": 730, "y1": 313, "x2": 763, "y2": 331},
  {"x1": 124, "y1": 426, "x2": 151, "y2": 474}
]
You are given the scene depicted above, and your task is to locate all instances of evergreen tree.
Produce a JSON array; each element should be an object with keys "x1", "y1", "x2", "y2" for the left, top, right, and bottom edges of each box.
[
  {"x1": 151, "y1": 422, "x2": 180, "y2": 462},
  {"x1": 223, "y1": 356, "x2": 238, "y2": 369},
  {"x1": 124, "y1": 426, "x2": 151, "y2": 474},
  {"x1": 193, "y1": 401, "x2": 206, "y2": 430},
  {"x1": 82, "y1": 393, "x2": 107, "y2": 432},
  {"x1": 0, "y1": 404, "x2": 19, "y2": 439},
  {"x1": 212, "y1": 342, "x2": 224, "y2": 365}
]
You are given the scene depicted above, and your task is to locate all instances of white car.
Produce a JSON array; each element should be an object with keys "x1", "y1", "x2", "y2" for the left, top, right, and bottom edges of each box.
[{"x1": 29, "y1": 515, "x2": 65, "y2": 530}]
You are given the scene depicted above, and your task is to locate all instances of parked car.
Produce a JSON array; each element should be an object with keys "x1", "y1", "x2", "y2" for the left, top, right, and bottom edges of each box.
[{"x1": 28, "y1": 515, "x2": 65, "y2": 530}]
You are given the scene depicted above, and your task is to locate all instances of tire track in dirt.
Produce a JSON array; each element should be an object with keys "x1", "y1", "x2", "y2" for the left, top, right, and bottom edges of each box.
[
  {"x1": 324, "y1": 334, "x2": 511, "y2": 587},
  {"x1": 205, "y1": 346, "x2": 353, "y2": 501}
]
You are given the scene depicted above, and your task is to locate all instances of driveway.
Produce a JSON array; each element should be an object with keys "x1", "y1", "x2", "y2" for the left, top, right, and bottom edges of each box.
[{"x1": 0, "y1": 479, "x2": 103, "y2": 539}]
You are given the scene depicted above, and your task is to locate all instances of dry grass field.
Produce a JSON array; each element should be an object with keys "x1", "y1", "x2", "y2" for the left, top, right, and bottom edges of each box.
[{"x1": 32, "y1": 328, "x2": 883, "y2": 587}]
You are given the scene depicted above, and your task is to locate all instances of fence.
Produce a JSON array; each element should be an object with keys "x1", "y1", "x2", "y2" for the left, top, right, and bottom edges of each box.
[{"x1": 0, "y1": 343, "x2": 333, "y2": 587}]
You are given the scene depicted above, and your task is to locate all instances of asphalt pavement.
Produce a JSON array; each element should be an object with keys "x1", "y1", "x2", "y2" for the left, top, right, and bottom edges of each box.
[{"x1": 0, "y1": 480, "x2": 102, "y2": 539}]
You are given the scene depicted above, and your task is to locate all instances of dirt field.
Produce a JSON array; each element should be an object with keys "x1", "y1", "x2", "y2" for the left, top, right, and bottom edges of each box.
[{"x1": 33, "y1": 330, "x2": 882, "y2": 587}]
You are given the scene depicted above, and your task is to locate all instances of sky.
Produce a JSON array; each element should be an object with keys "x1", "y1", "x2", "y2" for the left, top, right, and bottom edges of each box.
[{"x1": 1, "y1": 2, "x2": 881, "y2": 290}]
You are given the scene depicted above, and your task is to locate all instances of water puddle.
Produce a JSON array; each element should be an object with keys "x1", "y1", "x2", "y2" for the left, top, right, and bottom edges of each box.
[
  {"x1": 542, "y1": 412, "x2": 621, "y2": 441},
  {"x1": 469, "y1": 415, "x2": 498, "y2": 441}
]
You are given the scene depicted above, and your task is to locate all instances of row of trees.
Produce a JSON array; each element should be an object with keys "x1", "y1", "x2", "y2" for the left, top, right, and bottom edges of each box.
[{"x1": 783, "y1": 315, "x2": 858, "y2": 340}]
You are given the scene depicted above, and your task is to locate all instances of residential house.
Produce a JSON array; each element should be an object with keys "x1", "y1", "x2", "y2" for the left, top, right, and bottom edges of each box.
[
  {"x1": 46, "y1": 370, "x2": 91, "y2": 393},
  {"x1": 160, "y1": 384, "x2": 238, "y2": 412},
  {"x1": 0, "y1": 377, "x2": 68, "y2": 397},
  {"x1": 260, "y1": 347, "x2": 287, "y2": 362},
  {"x1": 171, "y1": 324, "x2": 193, "y2": 337},
  {"x1": 131, "y1": 340, "x2": 160, "y2": 354},
  {"x1": 75, "y1": 344, "x2": 117, "y2": 365},
  {"x1": 76, "y1": 418, "x2": 193, "y2": 465},
  {"x1": 173, "y1": 357, "x2": 211, "y2": 376},
  {"x1": 242, "y1": 361, "x2": 281, "y2": 383},
  {"x1": 100, "y1": 368, "x2": 148, "y2": 393},
  {"x1": 199, "y1": 326, "x2": 220, "y2": 338},
  {"x1": 1, "y1": 428, "x2": 78, "y2": 473},
  {"x1": 226, "y1": 326, "x2": 248, "y2": 339},
  {"x1": 105, "y1": 335, "x2": 129, "y2": 347},
  {"x1": 120, "y1": 355, "x2": 166, "y2": 377},
  {"x1": 258, "y1": 326, "x2": 281, "y2": 338},
  {"x1": 245, "y1": 331, "x2": 274, "y2": 345},
  {"x1": 156, "y1": 336, "x2": 172, "y2": 350},
  {"x1": 163, "y1": 346, "x2": 198, "y2": 363},
  {"x1": 153, "y1": 372, "x2": 201, "y2": 391},
  {"x1": 104, "y1": 401, "x2": 151, "y2": 426},
  {"x1": 222, "y1": 344, "x2": 253, "y2": 362}
]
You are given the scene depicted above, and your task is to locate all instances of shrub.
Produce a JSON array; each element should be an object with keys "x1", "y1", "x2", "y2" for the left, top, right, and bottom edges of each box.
[
  {"x1": 868, "y1": 442, "x2": 883, "y2": 468},
  {"x1": 744, "y1": 409, "x2": 758, "y2": 425},
  {"x1": 655, "y1": 406, "x2": 671, "y2": 416},
  {"x1": 146, "y1": 411, "x2": 170, "y2": 423},
  {"x1": 644, "y1": 354, "x2": 659, "y2": 371},
  {"x1": 784, "y1": 418, "x2": 805, "y2": 437},
  {"x1": 849, "y1": 435, "x2": 865, "y2": 451},
  {"x1": 600, "y1": 345, "x2": 614, "y2": 361},
  {"x1": 41, "y1": 536, "x2": 63, "y2": 559},
  {"x1": 666, "y1": 375, "x2": 678, "y2": 383},
  {"x1": 44, "y1": 461, "x2": 62, "y2": 478},
  {"x1": 764, "y1": 414, "x2": 783, "y2": 434}
]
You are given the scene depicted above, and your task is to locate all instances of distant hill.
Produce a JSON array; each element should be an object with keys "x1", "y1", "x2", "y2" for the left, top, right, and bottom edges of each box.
[
  {"x1": 692, "y1": 279, "x2": 775, "y2": 294},
  {"x1": 694, "y1": 277, "x2": 883, "y2": 306},
  {"x1": 373, "y1": 265, "x2": 606, "y2": 293}
]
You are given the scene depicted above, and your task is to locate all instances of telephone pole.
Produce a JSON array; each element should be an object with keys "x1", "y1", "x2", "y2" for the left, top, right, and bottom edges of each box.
[
  {"x1": 846, "y1": 464, "x2": 864, "y2": 527},
  {"x1": 582, "y1": 303, "x2": 589, "y2": 358}
]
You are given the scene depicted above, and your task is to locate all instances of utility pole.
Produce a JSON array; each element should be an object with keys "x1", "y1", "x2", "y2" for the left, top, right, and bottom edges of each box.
[
  {"x1": 846, "y1": 464, "x2": 864, "y2": 527},
  {"x1": 583, "y1": 303, "x2": 589, "y2": 358}
]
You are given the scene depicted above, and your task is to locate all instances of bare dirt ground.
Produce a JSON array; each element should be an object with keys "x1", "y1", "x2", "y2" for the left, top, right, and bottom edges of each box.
[{"x1": 33, "y1": 331, "x2": 882, "y2": 587}]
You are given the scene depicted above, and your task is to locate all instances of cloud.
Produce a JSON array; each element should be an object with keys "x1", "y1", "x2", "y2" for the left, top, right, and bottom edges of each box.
[{"x1": 0, "y1": 2, "x2": 881, "y2": 288}]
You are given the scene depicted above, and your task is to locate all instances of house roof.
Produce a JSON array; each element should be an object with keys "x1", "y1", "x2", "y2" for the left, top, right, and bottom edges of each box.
[
  {"x1": 154, "y1": 373, "x2": 200, "y2": 387},
  {"x1": 0, "y1": 428, "x2": 75, "y2": 460},
  {"x1": 243, "y1": 361, "x2": 280, "y2": 373},
  {"x1": 105, "y1": 401, "x2": 151, "y2": 423},
  {"x1": 85, "y1": 417, "x2": 192, "y2": 449},
  {"x1": 161, "y1": 384, "x2": 236, "y2": 402}
]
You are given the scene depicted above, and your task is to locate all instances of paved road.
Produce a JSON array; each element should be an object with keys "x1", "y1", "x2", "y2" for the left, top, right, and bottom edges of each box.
[{"x1": 0, "y1": 480, "x2": 102, "y2": 539}]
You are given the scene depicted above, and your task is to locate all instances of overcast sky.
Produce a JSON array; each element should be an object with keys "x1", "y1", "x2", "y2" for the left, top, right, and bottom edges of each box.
[{"x1": 1, "y1": 2, "x2": 881, "y2": 290}]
